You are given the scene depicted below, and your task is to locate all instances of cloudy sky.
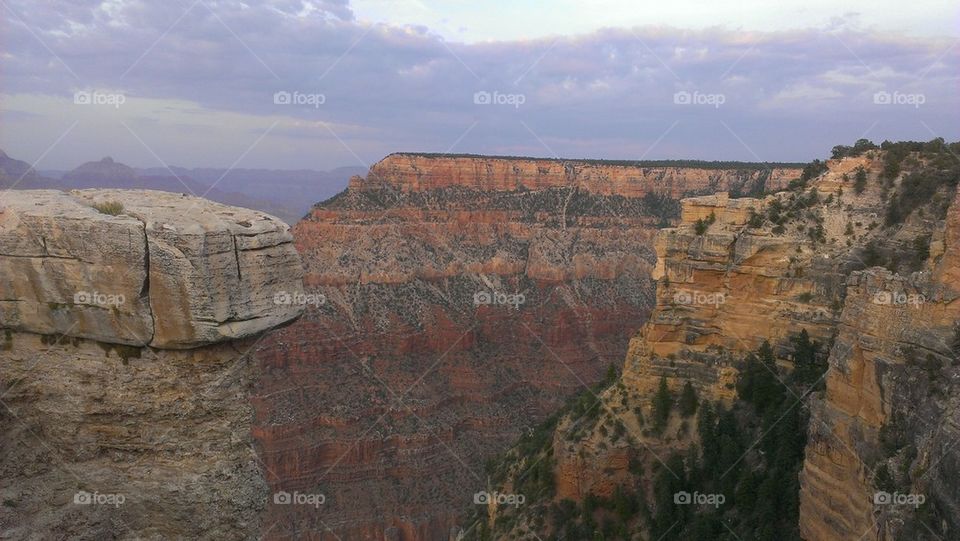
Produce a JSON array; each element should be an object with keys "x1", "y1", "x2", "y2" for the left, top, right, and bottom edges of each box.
[{"x1": 1, "y1": 0, "x2": 958, "y2": 171}]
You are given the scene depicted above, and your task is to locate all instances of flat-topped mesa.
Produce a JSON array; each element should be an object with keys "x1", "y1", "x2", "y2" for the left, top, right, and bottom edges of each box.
[
  {"x1": 0, "y1": 189, "x2": 304, "y2": 348},
  {"x1": 356, "y1": 153, "x2": 804, "y2": 198}
]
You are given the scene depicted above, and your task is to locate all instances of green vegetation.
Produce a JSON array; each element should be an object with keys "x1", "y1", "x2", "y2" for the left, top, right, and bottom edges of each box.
[
  {"x1": 694, "y1": 212, "x2": 716, "y2": 235},
  {"x1": 831, "y1": 138, "x2": 880, "y2": 159},
  {"x1": 96, "y1": 341, "x2": 143, "y2": 364},
  {"x1": 853, "y1": 166, "x2": 868, "y2": 194},
  {"x1": 679, "y1": 381, "x2": 699, "y2": 417},
  {"x1": 642, "y1": 192, "x2": 683, "y2": 226},
  {"x1": 647, "y1": 336, "x2": 825, "y2": 541},
  {"x1": 652, "y1": 376, "x2": 673, "y2": 433},
  {"x1": 884, "y1": 149, "x2": 960, "y2": 225},
  {"x1": 92, "y1": 200, "x2": 125, "y2": 216},
  {"x1": 468, "y1": 334, "x2": 827, "y2": 540}
]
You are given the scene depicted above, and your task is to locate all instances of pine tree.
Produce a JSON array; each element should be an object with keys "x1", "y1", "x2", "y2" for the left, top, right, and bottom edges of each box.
[
  {"x1": 679, "y1": 380, "x2": 699, "y2": 417},
  {"x1": 652, "y1": 376, "x2": 673, "y2": 434}
]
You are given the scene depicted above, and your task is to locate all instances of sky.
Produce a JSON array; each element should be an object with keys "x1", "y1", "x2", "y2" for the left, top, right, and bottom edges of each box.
[{"x1": 1, "y1": 0, "x2": 958, "y2": 171}]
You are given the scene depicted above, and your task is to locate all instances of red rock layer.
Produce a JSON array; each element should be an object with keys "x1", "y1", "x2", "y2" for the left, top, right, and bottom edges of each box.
[
  {"x1": 251, "y1": 182, "x2": 660, "y2": 539},
  {"x1": 359, "y1": 154, "x2": 802, "y2": 198}
]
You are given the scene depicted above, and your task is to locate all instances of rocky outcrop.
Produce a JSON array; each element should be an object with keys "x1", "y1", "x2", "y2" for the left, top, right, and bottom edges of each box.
[
  {"x1": 0, "y1": 189, "x2": 303, "y2": 348},
  {"x1": 799, "y1": 188, "x2": 960, "y2": 541},
  {"x1": 360, "y1": 153, "x2": 803, "y2": 198},
  {"x1": 0, "y1": 190, "x2": 305, "y2": 540}
]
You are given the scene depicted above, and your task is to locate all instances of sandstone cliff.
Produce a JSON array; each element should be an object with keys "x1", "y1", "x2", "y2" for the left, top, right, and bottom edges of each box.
[
  {"x1": 799, "y1": 187, "x2": 960, "y2": 541},
  {"x1": 468, "y1": 143, "x2": 960, "y2": 540},
  {"x1": 253, "y1": 162, "x2": 669, "y2": 539},
  {"x1": 361, "y1": 153, "x2": 803, "y2": 198},
  {"x1": 0, "y1": 190, "x2": 304, "y2": 539}
]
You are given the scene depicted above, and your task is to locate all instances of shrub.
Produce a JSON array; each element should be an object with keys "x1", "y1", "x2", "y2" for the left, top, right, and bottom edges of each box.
[
  {"x1": 92, "y1": 201, "x2": 125, "y2": 216},
  {"x1": 694, "y1": 211, "x2": 716, "y2": 235},
  {"x1": 853, "y1": 167, "x2": 867, "y2": 195}
]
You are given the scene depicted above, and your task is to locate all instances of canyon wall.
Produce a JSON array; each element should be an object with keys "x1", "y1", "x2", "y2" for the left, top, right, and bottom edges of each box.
[
  {"x1": 249, "y1": 153, "x2": 802, "y2": 539},
  {"x1": 799, "y1": 188, "x2": 960, "y2": 540},
  {"x1": 471, "y1": 147, "x2": 960, "y2": 540},
  {"x1": 0, "y1": 190, "x2": 304, "y2": 539},
  {"x1": 253, "y1": 172, "x2": 660, "y2": 539},
  {"x1": 359, "y1": 153, "x2": 803, "y2": 198}
]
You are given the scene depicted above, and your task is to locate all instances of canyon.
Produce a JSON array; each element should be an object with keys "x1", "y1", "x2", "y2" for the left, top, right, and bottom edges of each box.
[
  {"x1": 249, "y1": 154, "x2": 805, "y2": 539},
  {"x1": 3, "y1": 147, "x2": 956, "y2": 540},
  {"x1": 472, "y1": 143, "x2": 959, "y2": 540}
]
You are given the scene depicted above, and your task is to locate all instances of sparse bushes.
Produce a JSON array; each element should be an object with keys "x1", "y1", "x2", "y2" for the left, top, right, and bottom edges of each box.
[
  {"x1": 92, "y1": 201, "x2": 124, "y2": 216},
  {"x1": 831, "y1": 139, "x2": 879, "y2": 159},
  {"x1": 693, "y1": 211, "x2": 717, "y2": 235}
]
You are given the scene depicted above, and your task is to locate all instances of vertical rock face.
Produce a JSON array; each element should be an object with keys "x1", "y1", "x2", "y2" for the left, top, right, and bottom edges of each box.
[
  {"x1": 364, "y1": 153, "x2": 803, "y2": 198},
  {"x1": 0, "y1": 190, "x2": 305, "y2": 540},
  {"x1": 474, "y1": 147, "x2": 960, "y2": 540},
  {"x1": 250, "y1": 154, "x2": 764, "y2": 539},
  {"x1": 799, "y1": 187, "x2": 960, "y2": 541},
  {"x1": 0, "y1": 190, "x2": 303, "y2": 348}
]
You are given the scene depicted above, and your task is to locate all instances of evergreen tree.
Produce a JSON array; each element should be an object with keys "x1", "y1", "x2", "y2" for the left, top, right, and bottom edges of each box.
[
  {"x1": 679, "y1": 380, "x2": 699, "y2": 417},
  {"x1": 652, "y1": 376, "x2": 673, "y2": 434}
]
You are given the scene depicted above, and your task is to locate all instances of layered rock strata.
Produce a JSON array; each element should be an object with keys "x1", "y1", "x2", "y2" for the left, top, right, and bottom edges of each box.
[
  {"x1": 251, "y1": 153, "x2": 763, "y2": 539},
  {"x1": 0, "y1": 190, "x2": 304, "y2": 540},
  {"x1": 358, "y1": 153, "x2": 803, "y2": 198},
  {"x1": 799, "y1": 188, "x2": 960, "y2": 540}
]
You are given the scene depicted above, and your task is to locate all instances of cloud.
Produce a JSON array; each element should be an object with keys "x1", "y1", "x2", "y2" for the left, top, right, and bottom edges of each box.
[{"x1": 1, "y1": 0, "x2": 958, "y2": 169}]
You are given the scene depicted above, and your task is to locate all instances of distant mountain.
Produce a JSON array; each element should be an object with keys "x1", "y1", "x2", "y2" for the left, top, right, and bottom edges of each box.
[
  {"x1": 2, "y1": 150, "x2": 363, "y2": 224},
  {"x1": 137, "y1": 165, "x2": 364, "y2": 218},
  {"x1": 62, "y1": 157, "x2": 139, "y2": 185},
  {"x1": 0, "y1": 149, "x2": 39, "y2": 188}
]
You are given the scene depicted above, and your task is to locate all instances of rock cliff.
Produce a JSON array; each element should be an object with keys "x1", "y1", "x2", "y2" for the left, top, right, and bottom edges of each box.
[
  {"x1": 799, "y1": 187, "x2": 960, "y2": 541},
  {"x1": 0, "y1": 190, "x2": 302, "y2": 348},
  {"x1": 247, "y1": 152, "x2": 806, "y2": 539},
  {"x1": 361, "y1": 153, "x2": 803, "y2": 198},
  {"x1": 467, "y1": 142, "x2": 960, "y2": 540},
  {"x1": 253, "y1": 167, "x2": 667, "y2": 539},
  {"x1": 0, "y1": 190, "x2": 304, "y2": 539}
]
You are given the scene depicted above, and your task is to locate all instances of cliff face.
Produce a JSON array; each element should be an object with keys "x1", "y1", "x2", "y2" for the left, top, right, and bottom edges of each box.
[
  {"x1": 361, "y1": 153, "x2": 803, "y2": 198},
  {"x1": 0, "y1": 190, "x2": 303, "y2": 348},
  {"x1": 249, "y1": 153, "x2": 777, "y2": 539},
  {"x1": 0, "y1": 190, "x2": 304, "y2": 539},
  {"x1": 799, "y1": 188, "x2": 960, "y2": 541},
  {"x1": 470, "y1": 146, "x2": 960, "y2": 540}
]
